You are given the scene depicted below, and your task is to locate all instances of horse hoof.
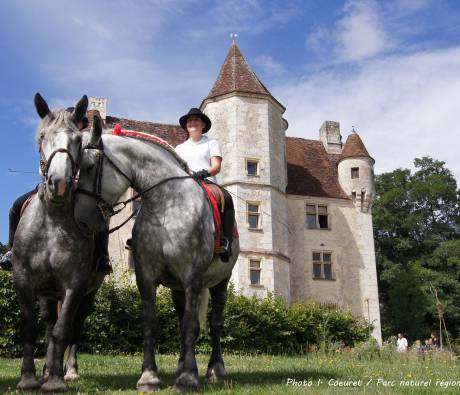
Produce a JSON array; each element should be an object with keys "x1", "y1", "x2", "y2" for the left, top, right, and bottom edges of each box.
[
  {"x1": 136, "y1": 369, "x2": 161, "y2": 392},
  {"x1": 206, "y1": 363, "x2": 227, "y2": 382},
  {"x1": 64, "y1": 368, "x2": 80, "y2": 382},
  {"x1": 17, "y1": 373, "x2": 41, "y2": 390},
  {"x1": 40, "y1": 377, "x2": 67, "y2": 393},
  {"x1": 173, "y1": 373, "x2": 200, "y2": 393}
]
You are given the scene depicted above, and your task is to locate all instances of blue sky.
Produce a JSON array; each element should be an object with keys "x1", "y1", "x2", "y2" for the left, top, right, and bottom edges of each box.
[{"x1": 1, "y1": 0, "x2": 460, "y2": 244}]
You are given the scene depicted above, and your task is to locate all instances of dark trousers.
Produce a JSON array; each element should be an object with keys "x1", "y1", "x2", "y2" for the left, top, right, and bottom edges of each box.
[
  {"x1": 8, "y1": 186, "x2": 39, "y2": 248},
  {"x1": 221, "y1": 188, "x2": 235, "y2": 239}
]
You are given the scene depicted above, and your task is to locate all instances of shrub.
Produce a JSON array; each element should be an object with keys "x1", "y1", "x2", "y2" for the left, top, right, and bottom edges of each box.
[{"x1": 0, "y1": 276, "x2": 371, "y2": 357}]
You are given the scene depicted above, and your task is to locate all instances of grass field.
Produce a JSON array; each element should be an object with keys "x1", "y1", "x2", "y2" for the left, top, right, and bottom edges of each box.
[{"x1": 1, "y1": 352, "x2": 459, "y2": 394}]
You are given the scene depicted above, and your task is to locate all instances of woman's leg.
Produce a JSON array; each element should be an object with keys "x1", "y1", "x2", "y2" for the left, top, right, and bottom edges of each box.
[
  {"x1": 220, "y1": 189, "x2": 235, "y2": 262},
  {"x1": 8, "y1": 187, "x2": 38, "y2": 248},
  {"x1": 1, "y1": 187, "x2": 38, "y2": 270}
]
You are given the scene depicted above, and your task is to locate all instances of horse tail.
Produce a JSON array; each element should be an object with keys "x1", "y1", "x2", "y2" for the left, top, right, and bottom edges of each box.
[{"x1": 198, "y1": 288, "x2": 209, "y2": 331}]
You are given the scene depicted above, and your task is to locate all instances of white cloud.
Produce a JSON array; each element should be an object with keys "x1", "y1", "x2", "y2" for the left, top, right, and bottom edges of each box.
[
  {"x1": 275, "y1": 46, "x2": 460, "y2": 181},
  {"x1": 337, "y1": 1, "x2": 392, "y2": 61},
  {"x1": 254, "y1": 55, "x2": 285, "y2": 76}
]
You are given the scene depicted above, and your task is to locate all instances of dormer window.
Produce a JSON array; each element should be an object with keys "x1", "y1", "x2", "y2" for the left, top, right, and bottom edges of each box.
[
  {"x1": 246, "y1": 158, "x2": 259, "y2": 176},
  {"x1": 351, "y1": 167, "x2": 359, "y2": 179}
]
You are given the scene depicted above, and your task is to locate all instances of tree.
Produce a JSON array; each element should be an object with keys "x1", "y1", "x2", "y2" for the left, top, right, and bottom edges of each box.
[{"x1": 373, "y1": 157, "x2": 460, "y2": 339}]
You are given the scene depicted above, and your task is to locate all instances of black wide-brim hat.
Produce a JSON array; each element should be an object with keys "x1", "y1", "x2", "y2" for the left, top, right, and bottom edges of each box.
[{"x1": 179, "y1": 108, "x2": 212, "y2": 133}]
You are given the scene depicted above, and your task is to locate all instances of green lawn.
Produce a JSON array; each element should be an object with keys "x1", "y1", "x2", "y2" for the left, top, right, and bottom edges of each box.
[{"x1": 0, "y1": 352, "x2": 459, "y2": 394}]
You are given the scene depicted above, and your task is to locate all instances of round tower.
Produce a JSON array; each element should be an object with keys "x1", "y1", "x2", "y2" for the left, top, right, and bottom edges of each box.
[{"x1": 337, "y1": 130, "x2": 375, "y2": 212}]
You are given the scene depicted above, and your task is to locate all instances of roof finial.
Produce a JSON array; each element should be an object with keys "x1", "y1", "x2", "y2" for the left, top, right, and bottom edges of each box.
[
  {"x1": 351, "y1": 125, "x2": 357, "y2": 133},
  {"x1": 230, "y1": 33, "x2": 238, "y2": 43}
]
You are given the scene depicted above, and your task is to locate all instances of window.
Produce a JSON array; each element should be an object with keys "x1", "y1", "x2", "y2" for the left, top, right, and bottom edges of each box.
[
  {"x1": 306, "y1": 204, "x2": 329, "y2": 229},
  {"x1": 247, "y1": 202, "x2": 261, "y2": 229},
  {"x1": 249, "y1": 259, "x2": 261, "y2": 285},
  {"x1": 351, "y1": 167, "x2": 359, "y2": 179},
  {"x1": 312, "y1": 251, "x2": 334, "y2": 280},
  {"x1": 246, "y1": 159, "x2": 259, "y2": 176}
]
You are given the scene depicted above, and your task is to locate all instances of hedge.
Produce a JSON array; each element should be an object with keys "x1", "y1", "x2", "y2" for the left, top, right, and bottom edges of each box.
[{"x1": 0, "y1": 271, "x2": 370, "y2": 357}]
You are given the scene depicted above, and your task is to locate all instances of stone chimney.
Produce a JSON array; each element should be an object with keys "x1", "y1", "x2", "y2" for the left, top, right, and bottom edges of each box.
[
  {"x1": 319, "y1": 121, "x2": 342, "y2": 154},
  {"x1": 89, "y1": 97, "x2": 107, "y2": 120}
]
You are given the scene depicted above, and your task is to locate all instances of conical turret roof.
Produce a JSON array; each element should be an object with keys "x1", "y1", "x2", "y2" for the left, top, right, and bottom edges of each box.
[
  {"x1": 204, "y1": 42, "x2": 279, "y2": 105},
  {"x1": 340, "y1": 131, "x2": 374, "y2": 162}
]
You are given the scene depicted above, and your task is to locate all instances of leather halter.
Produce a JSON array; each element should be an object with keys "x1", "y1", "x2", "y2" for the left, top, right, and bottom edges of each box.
[
  {"x1": 39, "y1": 141, "x2": 81, "y2": 179},
  {"x1": 76, "y1": 139, "x2": 132, "y2": 219}
]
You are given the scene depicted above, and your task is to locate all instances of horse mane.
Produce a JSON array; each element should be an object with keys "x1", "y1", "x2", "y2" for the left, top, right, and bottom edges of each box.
[
  {"x1": 111, "y1": 125, "x2": 190, "y2": 172},
  {"x1": 35, "y1": 108, "x2": 79, "y2": 145}
]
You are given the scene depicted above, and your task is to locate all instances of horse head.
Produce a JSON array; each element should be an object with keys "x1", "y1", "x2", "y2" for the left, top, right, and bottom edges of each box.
[
  {"x1": 75, "y1": 115, "x2": 131, "y2": 233},
  {"x1": 35, "y1": 93, "x2": 87, "y2": 204}
]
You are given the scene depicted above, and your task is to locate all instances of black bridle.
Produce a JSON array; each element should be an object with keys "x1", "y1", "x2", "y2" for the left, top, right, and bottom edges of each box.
[{"x1": 40, "y1": 144, "x2": 82, "y2": 178}]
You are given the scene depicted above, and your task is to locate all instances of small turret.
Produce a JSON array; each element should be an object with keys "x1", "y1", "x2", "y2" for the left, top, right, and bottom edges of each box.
[{"x1": 337, "y1": 130, "x2": 375, "y2": 212}]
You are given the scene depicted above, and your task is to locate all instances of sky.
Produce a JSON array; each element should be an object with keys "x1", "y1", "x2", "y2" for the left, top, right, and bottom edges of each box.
[{"x1": 1, "y1": 0, "x2": 460, "y2": 244}]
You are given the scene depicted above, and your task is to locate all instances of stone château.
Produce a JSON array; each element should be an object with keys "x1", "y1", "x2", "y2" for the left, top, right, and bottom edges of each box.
[{"x1": 88, "y1": 42, "x2": 382, "y2": 343}]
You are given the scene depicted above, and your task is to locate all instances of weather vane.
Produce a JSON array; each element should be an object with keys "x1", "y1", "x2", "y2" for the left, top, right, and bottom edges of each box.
[{"x1": 230, "y1": 33, "x2": 238, "y2": 43}]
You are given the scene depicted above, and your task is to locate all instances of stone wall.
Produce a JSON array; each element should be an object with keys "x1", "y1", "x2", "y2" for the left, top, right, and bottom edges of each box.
[{"x1": 287, "y1": 194, "x2": 382, "y2": 343}]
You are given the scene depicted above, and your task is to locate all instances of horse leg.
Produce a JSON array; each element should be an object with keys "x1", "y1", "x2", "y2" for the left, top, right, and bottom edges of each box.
[
  {"x1": 64, "y1": 290, "x2": 97, "y2": 382},
  {"x1": 136, "y1": 276, "x2": 161, "y2": 392},
  {"x1": 206, "y1": 277, "x2": 230, "y2": 382},
  {"x1": 172, "y1": 289, "x2": 186, "y2": 375},
  {"x1": 14, "y1": 272, "x2": 41, "y2": 391},
  {"x1": 39, "y1": 298, "x2": 58, "y2": 383},
  {"x1": 173, "y1": 285, "x2": 201, "y2": 392},
  {"x1": 40, "y1": 288, "x2": 82, "y2": 393}
]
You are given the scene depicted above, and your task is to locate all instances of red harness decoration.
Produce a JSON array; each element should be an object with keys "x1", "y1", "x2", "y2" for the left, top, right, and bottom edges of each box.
[{"x1": 112, "y1": 124, "x2": 176, "y2": 151}]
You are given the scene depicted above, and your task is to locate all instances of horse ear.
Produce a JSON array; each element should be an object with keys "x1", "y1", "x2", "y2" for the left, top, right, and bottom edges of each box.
[
  {"x1": 72, "y1": 95, "x2": 89, "y2": 123},
  {"x1": 34, "y1": 93, "x2": 50, "y2": 119},
  {"x1": 90, "y1": 115, "x2": 103, "y2": 145}
]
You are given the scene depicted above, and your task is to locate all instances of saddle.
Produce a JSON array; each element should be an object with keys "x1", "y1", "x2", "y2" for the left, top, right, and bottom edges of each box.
[
  {"x1": 204, "y1": 183, "x2": 225, "y2": 213},
  {"x1": 199, "y1": 182, "x2": 238, "y2": 254}
]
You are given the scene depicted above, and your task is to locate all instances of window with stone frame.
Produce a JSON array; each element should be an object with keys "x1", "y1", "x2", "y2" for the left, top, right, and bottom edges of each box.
[
  {"x1": 306, "y1": 204, "x2": 329, "y2": 229},
  {"x1": 246, "y1": 158, "x2": 259, "y2": 176},
  {"x1": 312, "y1": 251, "x2": 334, "y2": 280},
  {"x1": 249, "y1": 259, "x2": 262, "y2": 285},
  {"x1": 247, "y1": 201, "x2": 261, "y2": 229},
  {"x1": 351, "y1": 167, "x2": 360, "y2": 179}
]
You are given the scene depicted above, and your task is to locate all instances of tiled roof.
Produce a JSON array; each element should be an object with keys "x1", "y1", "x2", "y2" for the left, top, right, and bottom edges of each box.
[
  {"x1": 340, "y1": 132, "x2": 372, "y2": 161},
  {"x1": 105, "y1": 116, "x2": 187, "y2": 147},
  {"x1": 286, "y1": 137, "x2": 349, "y2": 199},
  {"x1": 205, "y1": 42, "x2": 272, "y2": 100}
]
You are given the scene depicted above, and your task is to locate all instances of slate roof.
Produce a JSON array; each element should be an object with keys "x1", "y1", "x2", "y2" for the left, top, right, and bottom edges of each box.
[
  {"x1": 286, "y1": 137, "x2": 349, "y2": 199},
  {"x1": 203, "y1": 42, "x2": 284, "y2": 110},
  {"x1": 340, "y1": 132, "x2": 373, "y2": 162}
]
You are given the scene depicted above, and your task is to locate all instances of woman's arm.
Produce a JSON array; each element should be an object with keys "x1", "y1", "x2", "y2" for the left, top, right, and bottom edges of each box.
[{"x1": 209, "y1": 156, "x2": 222, "y2": 176}]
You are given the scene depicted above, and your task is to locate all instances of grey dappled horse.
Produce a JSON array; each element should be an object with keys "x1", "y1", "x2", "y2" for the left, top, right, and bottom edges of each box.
[
  {"x1": 12, "y1": 94, "x2": 105, "y2": 393},
  {"x1": 75, "y1": 117, "x2": 240, "y2": 392}
]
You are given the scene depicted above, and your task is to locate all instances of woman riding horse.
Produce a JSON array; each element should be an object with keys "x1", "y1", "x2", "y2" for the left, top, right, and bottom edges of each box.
[{"x1": 175, "y1": 108, "x2": 235, "y2": 261}]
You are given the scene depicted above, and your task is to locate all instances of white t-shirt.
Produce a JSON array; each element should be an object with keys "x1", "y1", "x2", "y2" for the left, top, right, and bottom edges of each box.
[
  {"x1": 175, "y1": 135, "x2": 222, "y2": 183},
  {"x1": 396, "y1": 337, "x2": 408, "y2": 352}
]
